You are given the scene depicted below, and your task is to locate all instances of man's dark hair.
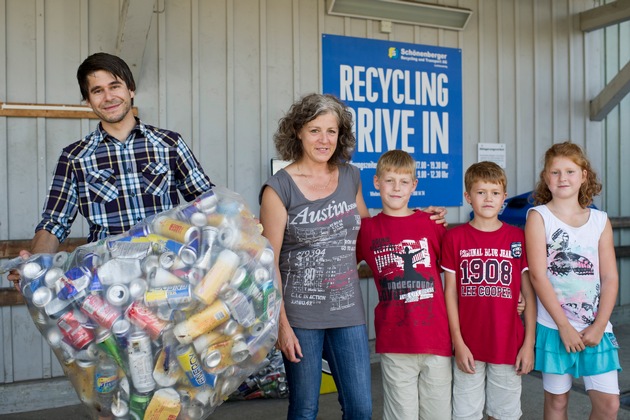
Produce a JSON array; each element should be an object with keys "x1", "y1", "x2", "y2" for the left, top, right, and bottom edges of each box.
[{"x1": 76, "y1": 52, "x2": 136, "y2": 101}]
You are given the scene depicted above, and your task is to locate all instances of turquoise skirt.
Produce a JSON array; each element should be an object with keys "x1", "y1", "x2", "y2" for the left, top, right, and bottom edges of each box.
[{"x1": 535, "y1": 323, "x2": 621, "y2": 378}]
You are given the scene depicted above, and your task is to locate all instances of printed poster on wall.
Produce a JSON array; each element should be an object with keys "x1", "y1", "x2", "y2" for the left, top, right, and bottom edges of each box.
[{"x1": 322, "y1": 34, "x2": 463, "y2": 208}]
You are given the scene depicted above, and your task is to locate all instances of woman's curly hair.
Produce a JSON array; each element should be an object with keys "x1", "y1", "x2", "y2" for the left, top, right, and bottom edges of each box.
[
  {"x1": 533, "y1": 141, "x2": 602, "y2": 207},
  {"x1": 273, "y1": 93, "x2": 355, "y2": 166}
]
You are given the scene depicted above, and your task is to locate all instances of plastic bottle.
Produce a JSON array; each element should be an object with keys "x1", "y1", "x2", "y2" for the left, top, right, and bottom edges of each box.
[{"x1": 94, "y1": 356, "x2": 119, "y2": 419}]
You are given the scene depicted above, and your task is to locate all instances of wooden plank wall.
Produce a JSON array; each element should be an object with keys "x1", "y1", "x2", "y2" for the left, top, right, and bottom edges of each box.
[{"x1": 0, "y1": 0, "x2": 629, "y2": 400}]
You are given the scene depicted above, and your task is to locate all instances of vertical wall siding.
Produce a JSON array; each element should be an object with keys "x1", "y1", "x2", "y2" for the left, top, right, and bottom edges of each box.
[
  {"x1": 0, "y1": 0, "x2": 628, "y2": 387},
  {"x1": 602, "y1": 0, "x2": 630, "y2": 305}
]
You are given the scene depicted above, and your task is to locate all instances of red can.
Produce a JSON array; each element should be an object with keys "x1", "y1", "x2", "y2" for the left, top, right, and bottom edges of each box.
[
  {"x1": 80, "y1": 294, "x2": 121, "y2": 329},
  {"x1": 57, "y1": 310, "x2": 95, "y2": 349},
  {"x1": 125, "y1": 301, "x2": 167, "y2": 340}
]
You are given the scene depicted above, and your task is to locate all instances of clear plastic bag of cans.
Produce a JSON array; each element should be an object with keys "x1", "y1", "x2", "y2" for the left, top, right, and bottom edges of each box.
[{"x1": 4, "y1": 187, "x2": 281, "y2": 420}]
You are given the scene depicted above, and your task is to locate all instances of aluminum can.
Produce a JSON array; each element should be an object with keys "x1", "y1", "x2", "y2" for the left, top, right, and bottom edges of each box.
[
  {"x1": 32, "y1": 286, "x2": 53, "y2": 308},
  {"x1": 141, "y1": 254, "x2": 160, "y2": 275},
  {"x1": 127, "y1": 331, "x2": 156, "y2": 393},
  {"x1": 172, "y1": 300, "x2": 230, "y2": 344},
  {"x1": 191, "y1": 191, "x2": 218, "y2": 214},
  {"x1": 223, "y1": 289, "x2": 255, "y2": 327},
  {"x1": 152, "y1": 346, "x2": 181, "y2": 387},
  {"x1": 246, "y1": 321, "x2": 278, "y2": 356},
  {"x1": 127, "y1": 224, "x2": 152, "y2": 238},
  {"x1": 46, "y1": 327, "x2": 64, "y2": 348},
  {"x1": 188, "y1": 211, "x2": 208, "y2": 227},
  {"x1": 201, "y1": 340, "x2": 233, "y2": 373},
  {"x1": 81, "y1": 252, "x2": 101, "y2": 272},
  {"x1": 256, "y1": 280, "x2": 279, "y2": 321},
  {"x1": 150, "y1": 267, "x2": 186, "y2": 287},
  {"x1": 64, "y1": 266, "x2": 92, "y2": 293},
  {"x1": 44, "y1": 267, "x2": 64, "y2": 289},
  {"x1": 128, "y1": 278, "x2": 148, "y2": 300},
  {"x1": 194, "y1": 226, "x2": 219, "y2": 270},
  {"x1": 133, "y1": 234, "x2": 183, "y2": 255},
  {"x1": 144, "y1": 284, "x2": 192, "y2": 308},
  {"x1": 129, "y1": 391, "x2": 153, "y2": 420},
  {"x1": 193, "y1": 249, "x2": 240, "y2": 305},
  {"x1": 215, "y1": 318, "x2": 240, "y2": 336},
  {"x1": 96, "y1": 329, "x2": 128, "y2": 373},
  {"x1": 75, "y1": 357, "x2": 96, "y2": 404},
  {"x1": 153, "y1": 216, "x2": 200, "y2": 244},
  {"x1": 52, "y1": 251, "x2": 69, "y2": 267},
  {"x1": 81, "y1": 294, "x2": 121, "y2": 329},
  {"x1": 230, "y1": 267, "x2": 263, "y2": 302},
  {"x1": 178, "y1": 245, "x2": 198, "y2": 267},
  {"x1": 218, "y1": 225, "x2": 266, "y2": 256},
  {"x1": 106, "y1": 283, "x2": 130, "y2": 307},
  {"x1": 88, "y1": 272, "x2": 104, "y2": 293},
  {"x1": 98, "y1": 258, "x2": 143, "y2": 285},
  {"x1": 22, "y1": 261, "x2": 46, "y2": 288},
  {"x1": 45, "y1": 296, "x2": 75, "y2": 319},
  {"x1": 258, "y1": 247, "x2": 275, "y2": 267},
  {"x1": 57, "y1": 310, "x2": 95, "y2": 349},
  {"x1": 230, "y1": 335, "x2": 250, "y2": 363},
  {"x1": 201, "y1": 348, "x2": 222, "y2": 372},
  {"x1": 107, "y1": 240, "x2": 152, "y2": 260},
  {"x1": 158, "y1": 251, "x2": 177, "y2": 269},
  {"x1": 252, "y1": 267, "x2": 271, "y2": 285},
  {"x1": 191, "y1": 331, "x2": 224, "y2": 354},
  {"x1": 125, "y1": 301, "x2": 168, "y2": 340},
  {"x1": 21, "y1": 261, "x2": 43, "y2": 280},
  {"x1": 176, "y1": 344, "x2": 206, "y2": 387},
  {"x1": 248, "y1": 321, "x2": 265, "y2": 337},
  {"x1": 112, "y1": 318, "x2": 131, "y2": 350}
]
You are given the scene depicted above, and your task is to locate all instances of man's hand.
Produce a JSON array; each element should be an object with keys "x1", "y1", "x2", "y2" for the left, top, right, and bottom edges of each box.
[{"x1": 6, "y1": 250, "x2": 32, "y2": 289}]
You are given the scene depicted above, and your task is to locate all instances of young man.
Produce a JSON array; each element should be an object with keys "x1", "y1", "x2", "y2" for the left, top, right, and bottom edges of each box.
[
  {"x1": 442, "y1": 161, "x2": 536, "y2": 420},
  {"x1": 9, "y1": 52, "x2": 212, "y2": 286},
  {"x1": 357, "y1": 150, "x2": 452, "y2": 420}
]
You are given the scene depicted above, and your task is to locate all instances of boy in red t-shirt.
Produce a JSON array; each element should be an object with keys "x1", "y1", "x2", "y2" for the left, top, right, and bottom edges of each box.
[
  {"x1": 357, "y1": 150, "x2": 452, "y2": 420},
  {"x1": 442, "y1": 161, "x2": 536, "y2": 419}
]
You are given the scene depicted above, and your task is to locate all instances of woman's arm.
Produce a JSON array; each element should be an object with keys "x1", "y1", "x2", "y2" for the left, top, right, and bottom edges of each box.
[
  {"x1": 259, "y1": 186, "x2": 302, "y2": 363},
  {"x1": 355, "y1": 180, "x2": 370, "y2": 219}
]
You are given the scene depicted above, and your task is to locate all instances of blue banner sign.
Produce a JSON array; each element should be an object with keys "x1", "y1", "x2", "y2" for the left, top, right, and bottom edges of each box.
[{"x1": 322, "y1": 34, "x2": 463, "y2": 208}]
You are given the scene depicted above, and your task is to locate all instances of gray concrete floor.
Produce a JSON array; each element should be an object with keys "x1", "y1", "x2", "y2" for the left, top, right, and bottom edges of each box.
[{"x1": 3, "y1": 324, "x2": 630, "y2": 419}]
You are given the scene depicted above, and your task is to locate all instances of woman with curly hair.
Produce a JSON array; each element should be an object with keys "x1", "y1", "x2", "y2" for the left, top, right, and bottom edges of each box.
[{"x1": 259, "y1": 93, "x2": 372, "y2": 419}]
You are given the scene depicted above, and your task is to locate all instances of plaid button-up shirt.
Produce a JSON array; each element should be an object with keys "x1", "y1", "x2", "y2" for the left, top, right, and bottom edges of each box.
[{"x1": 36, "y1": 118, "x2": 213, "y2": 243}]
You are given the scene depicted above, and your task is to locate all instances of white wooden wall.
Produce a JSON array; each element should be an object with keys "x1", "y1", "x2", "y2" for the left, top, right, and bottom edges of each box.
[
  {"x1": 0, "y1": 0, "x2": 628, "y2": 404},
  {"x1": 601, "y1": 2, "x2": 630, "y2": 312}
]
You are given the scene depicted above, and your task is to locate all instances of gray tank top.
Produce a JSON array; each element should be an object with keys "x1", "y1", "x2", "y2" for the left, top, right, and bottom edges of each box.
[{"x1": 262, "y1": 164, "x2": 366, "y2": 329}]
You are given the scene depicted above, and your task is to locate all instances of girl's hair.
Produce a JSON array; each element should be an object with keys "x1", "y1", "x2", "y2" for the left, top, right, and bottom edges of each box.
[
  {"x1": 464, "y1": 161, "x2": 507, "y2": 193},
  {"x1": 533, "y1": 141, "x2": 602, "y2": 207},
  {"x1": 77, "y1": 52, "x2": 136, "y2": 101},
  {"x1": 273, "y1": 93, "x2": 355, "y2": 165},
  {"x1": 376, "y1": 150, "x2": 416, "y2": 178}
]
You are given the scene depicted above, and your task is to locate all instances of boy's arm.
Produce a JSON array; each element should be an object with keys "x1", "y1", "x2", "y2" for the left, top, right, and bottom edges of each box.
[
  {"x1": 525, "y1": 210, "x2": 584, "y2": 353},
  {"x1": 580, "y1": 219, "x2": 618, "y2": 347},
  {"x1": 444, "y1": 270, "x2": 475, "y2": 373},
  {"x1": 515, "y1": 270, "x2": 536, "y2": 375}
]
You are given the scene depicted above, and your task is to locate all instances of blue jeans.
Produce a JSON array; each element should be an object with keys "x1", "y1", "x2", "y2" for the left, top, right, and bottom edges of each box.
[{"x1": 283, "y1": 325, "x2": 372, "y2": 420}]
